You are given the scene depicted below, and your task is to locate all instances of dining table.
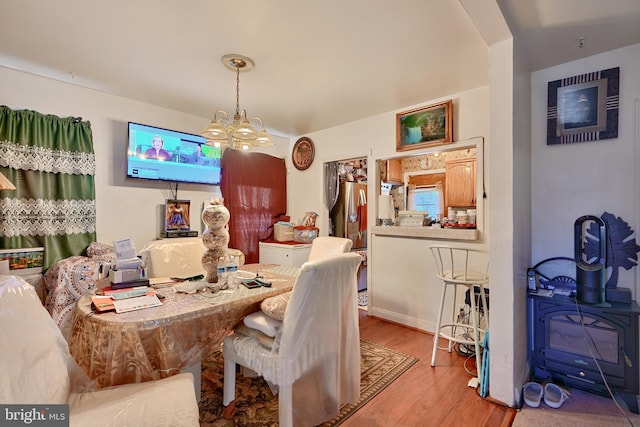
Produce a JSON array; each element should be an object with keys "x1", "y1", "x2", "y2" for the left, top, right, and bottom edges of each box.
[{"x1": 68, "y1": 263, "x2": 297, "y2": 389}]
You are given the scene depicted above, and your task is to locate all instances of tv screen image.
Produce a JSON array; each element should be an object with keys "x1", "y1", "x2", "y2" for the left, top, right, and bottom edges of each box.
[{"x1": 127, "y1": 122, "x2": 222, "y2": 185}]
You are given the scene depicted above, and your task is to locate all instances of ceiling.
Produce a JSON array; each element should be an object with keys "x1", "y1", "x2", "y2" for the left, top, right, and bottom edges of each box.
[{"x1": 1, "y1": 1, "x2": 639, "y2": 138}]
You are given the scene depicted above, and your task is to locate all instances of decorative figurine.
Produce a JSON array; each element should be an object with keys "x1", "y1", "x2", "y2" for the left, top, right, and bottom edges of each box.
[{"x1": 201, "y1": 198, "x2": 231, "y2": 283}]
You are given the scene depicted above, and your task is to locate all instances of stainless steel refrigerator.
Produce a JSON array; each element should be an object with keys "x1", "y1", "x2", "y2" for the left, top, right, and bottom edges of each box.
[{"x1": 330, "y1": 182, "x2": 367, "y2": 250}]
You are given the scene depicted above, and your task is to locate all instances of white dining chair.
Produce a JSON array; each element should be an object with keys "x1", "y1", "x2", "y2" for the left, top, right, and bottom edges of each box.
[
  {"x1": 222, "y1": 252, "x2": 362, "y2": 427},
  {"x1": 307, "y1": 236, "x2": 353, "y2": 261}
]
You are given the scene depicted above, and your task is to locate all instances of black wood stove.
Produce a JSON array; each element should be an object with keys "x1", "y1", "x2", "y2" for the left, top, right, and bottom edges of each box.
[{"x1": 528, "y1": 293, "x2": 640, "y2": 413}]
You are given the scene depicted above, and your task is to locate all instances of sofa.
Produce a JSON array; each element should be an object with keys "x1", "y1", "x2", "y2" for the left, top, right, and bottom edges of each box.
[
  {"x1": 44, "y1": 242, "x2": 117, "y2": 340},
  {"x1": 1, "y1": 274, "x2": 200, "y2": 427}
]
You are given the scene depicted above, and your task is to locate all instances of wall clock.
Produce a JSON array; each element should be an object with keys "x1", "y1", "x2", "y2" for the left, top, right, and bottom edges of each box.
[
  {"x1": 292, "y1": 137, "x2": 315, "y2": 171},
  {"x1": 419, "y1": 157, "x2": 433, "y2": 170}
]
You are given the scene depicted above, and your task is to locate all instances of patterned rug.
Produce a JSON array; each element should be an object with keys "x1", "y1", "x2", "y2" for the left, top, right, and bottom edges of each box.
[{"x1": 198, "y1": 340, "x2": 418, "y2": 426}]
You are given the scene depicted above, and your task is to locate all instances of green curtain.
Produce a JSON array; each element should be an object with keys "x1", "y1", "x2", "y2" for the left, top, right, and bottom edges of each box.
[{"x1": 0, "y1": 106, "x2": 96, "y2": 269}]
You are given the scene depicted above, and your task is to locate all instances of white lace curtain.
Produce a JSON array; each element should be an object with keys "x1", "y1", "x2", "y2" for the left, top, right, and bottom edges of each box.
[{"x1": 0, "y1": 106, "x2": 96, "y2": 269}]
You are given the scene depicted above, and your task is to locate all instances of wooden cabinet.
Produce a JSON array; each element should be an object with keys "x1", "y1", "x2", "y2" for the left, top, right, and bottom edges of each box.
[
  {"x1": 259, "y1": 242, "x2": 312, "y2": 267},
  {"x1": 445, "y1": 158, "x2": 476, "y2": 207},
  {"x1": 384, "y1": 158, "x2": 403, "y2": 184}
]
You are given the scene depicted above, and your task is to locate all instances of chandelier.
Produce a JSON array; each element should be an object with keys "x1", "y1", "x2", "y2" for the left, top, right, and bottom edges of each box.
[{"x1": 202, "y1": 54, "x2": 274, "y2": 151}]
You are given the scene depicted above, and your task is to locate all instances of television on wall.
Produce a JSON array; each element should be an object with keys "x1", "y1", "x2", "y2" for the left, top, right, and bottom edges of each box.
[{"x1": 126, "y1": 122, "x2": 222, "y2": 185}]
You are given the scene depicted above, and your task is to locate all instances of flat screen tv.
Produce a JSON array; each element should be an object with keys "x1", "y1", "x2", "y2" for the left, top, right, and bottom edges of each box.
[{"x1": 126, "y1": 122, "x2": 222, "y2": 185}]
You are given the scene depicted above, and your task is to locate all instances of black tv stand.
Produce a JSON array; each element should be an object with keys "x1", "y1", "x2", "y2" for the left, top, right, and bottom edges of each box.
[{"x1": 161, "y1": 230, "x2": 198, "y2": 238}]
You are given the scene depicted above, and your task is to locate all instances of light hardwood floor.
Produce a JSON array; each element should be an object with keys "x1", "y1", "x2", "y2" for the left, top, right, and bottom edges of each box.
[{"x1": 344, "y1": 309, "x2": 517, "y2": 426}]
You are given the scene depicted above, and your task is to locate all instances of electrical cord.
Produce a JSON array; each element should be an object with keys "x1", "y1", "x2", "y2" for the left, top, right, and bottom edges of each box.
[
  {"x1": 474, "y1": 384, "x2": 513, "y2": 409},
  {"x1": 438, "y1": 302, "x2": 514, "y2": 410}
]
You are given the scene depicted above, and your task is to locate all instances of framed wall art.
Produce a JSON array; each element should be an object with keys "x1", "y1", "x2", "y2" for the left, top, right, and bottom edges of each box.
[
  {"x1": 547, "y1": 67, "x2": 619, "y2": 145},
  {"x1": 396, "y1": 100, "x2": 452, "y2": 152},
  {"x1": 292, "y1": 136, "x2": 315, "y2": 171},
  {"x1": 165, "y1": 199, "x2": 191, "y2": 231}
]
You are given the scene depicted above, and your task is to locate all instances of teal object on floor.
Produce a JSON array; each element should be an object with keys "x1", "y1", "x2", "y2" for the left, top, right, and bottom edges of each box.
[{"x1": 480, "y1": 331, "x2": 489, "y2": 397}]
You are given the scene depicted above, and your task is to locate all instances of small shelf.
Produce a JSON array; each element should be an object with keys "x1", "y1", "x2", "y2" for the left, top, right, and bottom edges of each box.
[{"x1": 372, "y1": 225, "x2": 478, "y2": 241}]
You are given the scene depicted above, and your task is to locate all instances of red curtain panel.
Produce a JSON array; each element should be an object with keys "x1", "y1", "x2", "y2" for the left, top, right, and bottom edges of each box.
[{"x1": 221, "y1": 150, "x2": 287, "y2": 264}]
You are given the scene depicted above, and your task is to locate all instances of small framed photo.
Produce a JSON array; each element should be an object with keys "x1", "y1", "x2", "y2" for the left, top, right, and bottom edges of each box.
[
  {"x1": 165, "y1": 199, "x2": 191, "y2": 231},
  {"x1": 547, "y1": 67, "x2": 619, "y2": 145},
  {"x1": 396, "y1": 100, "x2": 453, "y2": 152}
]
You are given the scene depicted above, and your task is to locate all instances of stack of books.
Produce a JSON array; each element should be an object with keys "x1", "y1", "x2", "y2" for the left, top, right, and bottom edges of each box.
[{"x1": 91, "y1": 287, "x2": 162, "y2": 313}]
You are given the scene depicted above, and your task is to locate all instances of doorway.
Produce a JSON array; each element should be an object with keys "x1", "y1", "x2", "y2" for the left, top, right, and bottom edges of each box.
[{"x1": 324, "y1": 156, "x2": 369, "y2": 306}]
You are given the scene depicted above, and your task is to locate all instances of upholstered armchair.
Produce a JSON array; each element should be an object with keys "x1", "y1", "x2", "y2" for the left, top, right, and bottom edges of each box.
[
  {"x1": 0, "y1": 274, "x2": 200, "y2": 427},
  {"x1": 43, "y1": 242, "x2": 117, "y2": 340},
  {"x1": 222, "y1": 252, "x2": 362, "y2": 427}
]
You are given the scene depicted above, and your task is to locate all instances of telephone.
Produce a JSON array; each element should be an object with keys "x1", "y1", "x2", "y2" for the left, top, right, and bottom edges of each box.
[{"x1": 527, "y1": 257, "x2": 576, "y2": 296}]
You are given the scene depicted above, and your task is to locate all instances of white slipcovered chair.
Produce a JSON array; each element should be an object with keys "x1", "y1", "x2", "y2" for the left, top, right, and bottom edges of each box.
[
  {"x1": 222, "y1": 252, "x2": 362, "y2": 427},
  {"x1": 307, "y1": 236, "x2": 353, "y2": 261},
  {"x1": 0, "y1": 274, "x2": 200, "y2": 427}
]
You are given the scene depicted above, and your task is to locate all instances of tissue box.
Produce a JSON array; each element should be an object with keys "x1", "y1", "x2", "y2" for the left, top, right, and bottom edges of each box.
[
  {"x1": 274, "y1": 223, "x2": 294, "y2": 242},
  {"x1": 293, "y1": 226, "x2": 319, "y2": 243}
]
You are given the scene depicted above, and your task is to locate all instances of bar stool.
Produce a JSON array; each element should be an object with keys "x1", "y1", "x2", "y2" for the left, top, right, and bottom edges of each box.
[{"x1": 430, "y1": 246, "x2": 489, "y2": 385}]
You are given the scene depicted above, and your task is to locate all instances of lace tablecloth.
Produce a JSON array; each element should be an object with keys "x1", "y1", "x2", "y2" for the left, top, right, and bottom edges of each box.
[{"x1": 68, "y1": 264, "x2": 295, "y2": 388}]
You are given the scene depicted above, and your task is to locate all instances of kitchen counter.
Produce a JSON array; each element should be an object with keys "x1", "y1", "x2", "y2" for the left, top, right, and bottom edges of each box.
[{"x1": 372, "y1": 225, "x2": 478, "y2": 241}]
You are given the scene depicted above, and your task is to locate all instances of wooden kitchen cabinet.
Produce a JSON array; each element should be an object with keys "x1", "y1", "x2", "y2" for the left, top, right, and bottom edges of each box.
[
  {"x1": 445, "y1": 158, "x2": 476, "y2": 207},
  {"x1": 385, "y1": 158, "x2": 403, "y2": 184}
]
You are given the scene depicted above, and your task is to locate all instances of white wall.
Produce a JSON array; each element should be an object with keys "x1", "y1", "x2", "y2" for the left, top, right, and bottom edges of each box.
[
  {"x1": 286, "y1": 87, "x2": 491, "y2": 231},
  {"x1": 531, "y1": 42, "x2": 640, "y2": 299},
  {"x1": 486, "y1": 34, "x2": 531, "y2": 406},
  {"x1": 285, "y1": 85, "x2": 493, "y2": 366},
  {"x1": 0, "y1": 66, "x2": 288, "y2": 251},
  {"x1": 511, "y1": 34, "x2": 533, "y2": 404}
]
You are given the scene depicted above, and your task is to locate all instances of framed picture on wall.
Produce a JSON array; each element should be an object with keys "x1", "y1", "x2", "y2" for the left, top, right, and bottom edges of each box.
[
  {"x1": 165, "y1": 199, "x2": 191, "y2": 231},
  {"x1": 547, "y1": 67, "x2": 619, "y2": 145},
  {"x1": 396, "y1": 100, "x2": 453, "y2": 152}
]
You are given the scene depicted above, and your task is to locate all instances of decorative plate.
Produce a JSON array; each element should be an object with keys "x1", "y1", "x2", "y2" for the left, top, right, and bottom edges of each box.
[{"x1": 292, "y1": 137, "x2": 315, "y2": 171}]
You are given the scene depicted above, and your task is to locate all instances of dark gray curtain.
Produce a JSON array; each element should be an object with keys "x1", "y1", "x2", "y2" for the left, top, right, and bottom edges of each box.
[{"x1": 0, "y1": 106, "x2": 96, "y2": 269}]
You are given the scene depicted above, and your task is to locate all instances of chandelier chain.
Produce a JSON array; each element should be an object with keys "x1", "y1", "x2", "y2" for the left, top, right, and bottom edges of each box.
[
  {"x1": 235, "y1": 65, "x2": 241, "y2": 116},
  {"x1": 201, "y1": 53, "x2": 274, "y2": 150}
]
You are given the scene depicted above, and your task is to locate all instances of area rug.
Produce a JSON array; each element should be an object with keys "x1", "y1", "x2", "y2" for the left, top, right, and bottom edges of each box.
[
  {"x1": 512, "y1": 387, "x2": 640, "y2": 427},
  {"x1": 198, "y1": 340, "x2": 418, "y2": 426}
]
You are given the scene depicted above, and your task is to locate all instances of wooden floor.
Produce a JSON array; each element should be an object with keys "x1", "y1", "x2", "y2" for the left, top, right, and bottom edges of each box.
[{"x1": 343, "y1": 309, "x2": 517, "y2": 427}]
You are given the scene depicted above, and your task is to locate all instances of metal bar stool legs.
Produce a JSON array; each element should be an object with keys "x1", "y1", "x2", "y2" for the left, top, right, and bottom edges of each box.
[
  {"x1": 468, "y1": 283, "x2": 483, "y2": 386},
  {"x1": 430, "y1": 282, "x2": 484, "y2": 385},
  {"x1": 430, "y1": 246, "x2": 489, "y2": 386},
  {"x1": 431, "y1": 280, "x2": 449, "y2": 367}
]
